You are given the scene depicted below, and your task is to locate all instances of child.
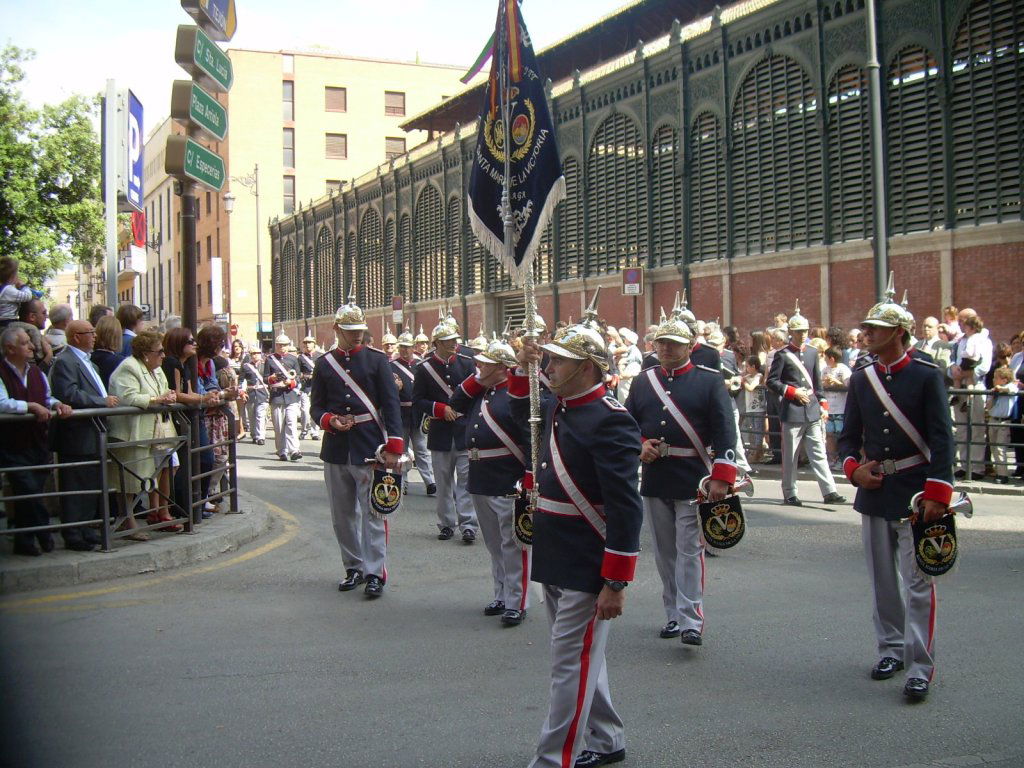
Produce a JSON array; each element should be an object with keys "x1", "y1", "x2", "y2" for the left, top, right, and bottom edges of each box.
[
  {"x1": 742, "y1": 355, "x2": 766, "y2": 462},
  {"x1": 822, "y1": 346, "x2": 852, "y2": 468},
  {"x1": 0, "y1": 257, "x2": 38, "y2": 327},
  {"x1": 987, "y1": 366, "x2": 1019, "y2": 484}
]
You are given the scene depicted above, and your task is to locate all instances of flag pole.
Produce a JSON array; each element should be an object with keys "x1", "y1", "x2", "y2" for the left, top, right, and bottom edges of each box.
[{"x1": 498, "y1": 0, "x2": 541, "y2": 509}]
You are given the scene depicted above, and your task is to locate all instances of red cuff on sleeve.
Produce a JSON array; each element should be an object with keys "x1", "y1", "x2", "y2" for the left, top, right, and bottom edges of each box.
[
  {"x1": 784, "y1": 385, "x2": 797, "y2": 400},
  {"x1": 820, "y1": 400, "x2": 829, "y2": 411},
  {"x1": 710, "y1": 460, "x2": 738, "y2": 485},
  {"x1": 432, "y1": 401, "x2": 448, "y2": 419},
  {"x1": 922, "y1": 479, "x2": 954, "y2": 506},
  {"x1": 319, "y1": 413, "x2": 335, "y2": 432},
  {"x1": 601, "y1": 550, "x2": 638, "y2": 582},
  {"x1": 460, "y1": 375, "x2": 484, "y2": 397},
  {"x1": 843, "y1": 457, "x2": 860, "y2": 484},
  {"x1": 508, "y1": 372, "x2": 529, "y2": 398},
  {"x1": 522, "y1": 470, "x2": 534, "y2": 491},
  {"x1": 384, "y1": 437, "x2": 404, "y2": 455}
]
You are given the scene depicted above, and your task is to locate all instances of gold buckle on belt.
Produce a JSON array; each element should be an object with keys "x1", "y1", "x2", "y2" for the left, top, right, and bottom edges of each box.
[
  {"x1": 880, "y1": 459, "x2": 898, "y2": 475},
  {"x1": 468, "y1": 448, "x2": 479, "y2": 461}
]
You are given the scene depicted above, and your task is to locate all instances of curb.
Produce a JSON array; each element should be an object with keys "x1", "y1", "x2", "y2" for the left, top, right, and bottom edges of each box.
[
  {"x1": 750, "y1": 465, "x2": 1024, "y2": 497},
  {"x1": 0, "y1": 491, "x2": 274, "y2": 595}
]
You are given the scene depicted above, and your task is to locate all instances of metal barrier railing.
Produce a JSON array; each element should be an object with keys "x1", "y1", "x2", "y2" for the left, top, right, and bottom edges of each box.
[
  {"x1": 1, "y1": 404, "x2": 240, "y2": 553},
  {"x1": 732, "y1": 386, "x2": 1022, "y2": 479}
]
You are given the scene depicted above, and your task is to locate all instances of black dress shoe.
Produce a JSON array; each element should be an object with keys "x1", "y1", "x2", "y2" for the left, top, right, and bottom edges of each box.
[
  {"x1": 462, "y1": 528, "x2": 476, "y2": 544},
  {"x1": 83, "y1": 529, "x2": 102, "y2": 545},
  {"x1": 680, "y1": 629, "x2": 703, "y2": 646},
  {"x1": 763, "y1": 456, "x2": 782, "y2": 465},
  {"x1": 364, "y1": 575, "x2": 384, "y2": 598},
  {"x1": 970, "y1": 472, "x2": 985, "y2": 481},
  {"x1": 501, "y1": 608, "x2": 525, "y2": 626},
  {"x1": 871, "y1": 656, "x2": 904, "y2": 680},
  {"x1": 903, "y1": 677, "x2": 929, "y2": 701},
  {"x1": 575, "y1": 748, "x2": 626, "y2": 767},
  {"x1": 37, "y1": 533, "x2": 55, "y2": 553},
  {"x1": 484, "y1": 600, "x2": 506, "y2": 616},
  {"x1": 12, "y1": 540, "x2": 41, "y2": 557},
  {"x1": 289, "y1": 452, "x2": 303, "y2": 461},
  {"x1": 426, "y1": 482, "x2": 437, "y2": 496},
  {"x1": 65, "y1": 539, "x2": 95, "y2": 552},
  {"x1": 437, "y1": 526, "x2": 454, "y2": 541},
  {"x1": 310, "y1": 433, "x2": 320, "y2": 441},
  {"x1": 256, "y1": 439, "x2": 265, "y2": 446},
  {"x1": 954, "y1": 469, "x2": 966, "y2": 479},
  {"x1": 659, "y1": 620, "x2": 682, "y2": 639},
  {"x1": 338, "y1": 569, "x2": 364, "y2": 592},
  {"x1": 784, "y1": 497, "x2": 803, "y2": 506},
  {"x1": 822, "y1": 492, "x2": 847, "y2": 504},
  {"x1": 279, "y1": 454, "x2": 288, "y2": 461}
]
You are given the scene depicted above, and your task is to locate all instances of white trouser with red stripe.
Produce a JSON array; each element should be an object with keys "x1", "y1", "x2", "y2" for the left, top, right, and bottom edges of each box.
[
  {"x1": 644, "y1": 497, "x2": 705, "y2": 632},
  {"x1": 781, "y1": 419, "x2": 837, "y2": 498},
  {"x1": 431, "y1": 449, "x2": 477, "y2": 533},
  {"x1": 271, "y1": 401, "x2": 300, "y2": 457},
  {"x1": 861, "y1": 514, "x2": 936, "y2": 681},
  {"x1": 471, "y1": 494, "x2": 530, "y2": 611},
  {"x1": 247, "y1": 399, "x2": 268, "y2": 442},
  {"x1": 299, "y1": 390, "x2": 319, "y2": 436},
  {"x1": 403, "y1": 422, "x2": 434, "y2": 485},
  {"x1": 325, "y1": 462, "x2": 387, "y2": 581},
  {"x1": 529, "y1": 585, "x2": 624, "y2": 768}
]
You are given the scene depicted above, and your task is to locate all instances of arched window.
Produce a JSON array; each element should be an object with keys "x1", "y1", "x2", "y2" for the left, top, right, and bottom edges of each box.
[
  {"x1": 358, "y1": 208, "x2": 384, "y2": 308},
  {"x1": 414, "y1": 185, "x2": 443, "y2": 301},
  {"x1": 827, "y1": 65, "x2": 872, "y2": 241},
  {"x1": 951, "y1": 0, "x2": 1024, "y2": 224},
  {"x1": 731, "y1": 54, "x2": 824, "y2": 255},
  {"x1": 303, "y1": 246, "x2": 313, "y2": 322},
  {"x1": 279, "y1": 240, "x2": 296, "y2": 322},
  {"x1": 383, "y1": 218, "x2": 396, "y2": 304},
  {"x1": 534, "y1": 222, "x2": 553, "y2": 285},
  {"x1": 344, "y1": 231, "x2": 356, "y2": 296},
  {"x1": 446, "y1": 196, "x2": 463, "y2": 297},
  {"x1": 333, "y1": 236, "x2": 344, "y2": 311},
  {"x1": 398, "y1": 214, "x2": 412, "y2": 298},
  {"x1": 586, "y1": 114, "x2": 648, "y2": 274},
  {"x1": 467, "y1": 231, "x2": 485, "y2": 293},
  {"x1": 651, "y1": 124, "x2": 681, "y2": 266},
  {"x1": 887, "y1": 46, "x2": 944, "y2": 234},
  {"x1": 689, "y1": 112, "x2": 726, "y2": 261},
  {"x1": 556, "y1": 156, "x2": 582, "y2": 280},
  {"x1": 314, "y1": 226, "x2": 334, "y2": 317}
]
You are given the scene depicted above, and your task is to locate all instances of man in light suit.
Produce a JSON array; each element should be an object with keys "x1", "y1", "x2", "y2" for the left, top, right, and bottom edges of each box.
[{"x1": 48, "y1": 319, "x2": 119, "y2": 550}]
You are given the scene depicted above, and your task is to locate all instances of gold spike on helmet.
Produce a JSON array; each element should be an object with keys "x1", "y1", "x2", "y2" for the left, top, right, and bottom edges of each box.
[
  {"x1": 469, "y1": 325, "x2": 488, "y2": 351},
  {"x1": 381, "y1": 323, "x2": 398, "y2": 345},
  {"x1": 334, "y1": 285, "x2": 368, "y2": 331},
  {"x1": 654, "y1": 308, "x2": 694, "y2": 345},
  {"x1": 676, "y1": 289, "x2": 697, "y2": 327},
  {"x1": 541, "y1": 324, "x2": 609, "y2": 371},
  {"x1": 787, "y1": 299, "x2": 809, "y2": 332},
  {"x1": 863, "y1": 272, "x2": 914, "y2": 332},
  {"x1": 414, "y1": 325, "x2": 429, "y2": 344},
  {"x1": 396, "y1": 330, "x2": 415, "y2": 347},
  {"x1": 274, "y1": 333, "x2": 292, "y2": 346},
  {"x1": 475, "y1": 338, "x2": 518, "y2": 367},
  {"x1": 431, "y1": 318, "x2": 460, "y2": 342}
]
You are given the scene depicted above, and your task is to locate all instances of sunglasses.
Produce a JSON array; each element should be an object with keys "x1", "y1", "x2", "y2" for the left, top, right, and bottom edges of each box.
[
  {"x1": 185, "y1": 338, "x2": 196, "y2": 345},
  {"x1": 148, "y1": 348, "x2": 166, "y2": 355}
]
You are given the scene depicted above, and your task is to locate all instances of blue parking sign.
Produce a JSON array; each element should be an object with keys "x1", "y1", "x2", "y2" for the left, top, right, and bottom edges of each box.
[{"x1": 126, "y1": 90, "x2": 144, "y2": 211}]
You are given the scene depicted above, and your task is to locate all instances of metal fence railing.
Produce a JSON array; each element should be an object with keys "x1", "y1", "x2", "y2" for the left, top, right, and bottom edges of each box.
[{"x1": 1, "y1": 404, "x2": 240, "y2": 553}]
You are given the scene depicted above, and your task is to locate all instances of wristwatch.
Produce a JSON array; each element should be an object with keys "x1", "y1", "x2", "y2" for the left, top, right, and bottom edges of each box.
[{"x1": 603, "y1": 579, "x2": 628, "y2": 592}]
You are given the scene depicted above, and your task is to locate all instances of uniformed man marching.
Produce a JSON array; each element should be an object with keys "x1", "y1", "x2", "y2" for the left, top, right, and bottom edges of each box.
[
  {"x1": 392, "y1": 330, "x2": 436, "y2": 496},
  {"x1": 450, "y1": 337, "x2": 530, "y2": 626},
  {"x1": 766, "y1": 302, "x2": 846, "y2": 506},
  {"x1": 311, "y1": 296, "x2": 404, "y2": 599},
  {"x1": 838, "y1": 277, "x2": 955, "y2": 702},
  {"x1": 264, "y1": 333, "x2": 302, "y2": 461},
  {"x1": 297, "y1": 335, "x2": 321, "y2": 441},
  {"x1": 240, "y1": 348, "x2": 269, "y2": 446},
  {"x1": 624, "y1": 311, "x2": 739, "y2": 646},
  {"x1": 641, "y1": 292, "x2": 721, "y2": 372},
  {"x1": 412, "y1": 316, "x2": 478, "y2": 542},
  {"x1": 514, "y1": 321, "x2": 643, "y2": 768}
]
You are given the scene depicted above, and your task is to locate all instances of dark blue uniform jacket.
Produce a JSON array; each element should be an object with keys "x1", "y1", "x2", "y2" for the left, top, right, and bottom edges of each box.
[
  {"x1": 450, "y1": 375, "x2": 527, "y2": 496},
  {"x1": 412, "y1": 353, "x2": 475, "y2": 451}
]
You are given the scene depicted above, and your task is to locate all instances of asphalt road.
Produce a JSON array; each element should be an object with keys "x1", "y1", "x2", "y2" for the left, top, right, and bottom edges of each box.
[{"x1": 2, "y1": 438, "x2": 1023, "y2": 768}]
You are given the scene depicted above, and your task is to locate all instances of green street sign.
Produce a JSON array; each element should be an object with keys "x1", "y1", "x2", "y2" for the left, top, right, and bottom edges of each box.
[
  {"x1": 165, "y1": 135, "x2": 226, "y2": 191},
  {"x1": 170, "y1": 80, "x2": 228, "y2": 142},
  {"x1": 174, "y1": 25, "x2": 233, "y2": 92}
]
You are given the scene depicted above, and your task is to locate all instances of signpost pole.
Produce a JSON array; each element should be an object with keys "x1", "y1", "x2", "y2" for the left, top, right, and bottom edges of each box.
[
  {"x1": 103, "y1": 79, "x2": 118, "y2": 308},
  {"x1": 181, "y1": 184, "x2": 198, "y2": 331}
]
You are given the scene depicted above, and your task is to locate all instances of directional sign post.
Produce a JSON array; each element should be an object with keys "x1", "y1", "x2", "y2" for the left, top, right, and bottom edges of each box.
[
  {"x1": 174, "y1": 25, "x2": 234, "y2": 92},
  {"x1": 170, "y1": 80, "x2": 227, "y2": 142},
  {"x1": 165, "y1": 135, "x2": 226, "y2": 191},
  {"x1": 181, "y1": 0, "x2": 238, "y2": 41}
]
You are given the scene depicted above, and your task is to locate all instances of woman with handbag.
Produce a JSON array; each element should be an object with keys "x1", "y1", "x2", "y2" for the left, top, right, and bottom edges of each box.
[{"x1": 107, "y1": 331, "x2": 179, "y2": 536}]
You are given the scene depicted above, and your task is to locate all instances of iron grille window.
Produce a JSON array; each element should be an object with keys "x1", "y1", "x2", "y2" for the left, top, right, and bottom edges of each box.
[
  {"x1": 887, "y1": 46, "x2": 945, "y2": 234},
  {"x1": 951, "y1": 0, "x2": 1023, "y2": 224},
  {"x1": 502, "y1": 295, "x2": 526, "y2": 333},
  {"x1": 334, "y1": 236, "x2": 345, "y2": 310},
  {"x1": 385, "y1": 137, "x2": 406, "y2": 160},
  {"x1": 556, "y1": 157, "x2": 582, "y2": 280},
  {"x1": 730, "y1": 54, "x2": 824, "y2": 256},
  {"x1": 385, "y1": 91, "x2": 406, "y2": 117},
  {"x1": 445, "y1": 196, "x2": 462, "y2": 297},
  {"x1": 359, "y1": 209, "x2": 385, "y2": 309},
  {"x1": 303, "y1": 247, "x2": 314, "y2": 321},
  {"x1": 315, "y1": 226, "x2": 334, "y2": 317},
  {"x1": 690, "y1": 112, "x2": 727, "y2": 261},
  {"x1": 398, "y1": 214, "x2": 412, "y2": 298},
  {"x1": 280, "y1": 241, "x2": 296, "y2": 322},
  {"x1": 586, "y1": 114, "x2": 648, "y2": 275},
  {"x1": 535, "y1": 222, "x2": 553, "y2": 285},
  {"x1": 827, "y1": 65, "x2": 873, "y2": 241},
  {"x1": 326, "y1": 133, "x2": 348, "y2": 160},
  {"x1": 344, "y1": 231, "x2": 356, "y2": 296},
  {"x1": 283, "y1": 128, "x2": 295, "y2": 168},
  {"x1": 651, "y1": 125, "x2": 681, "y2": 267},
  {"x1": 414, "y1": 186, "x2": 443, "y2": 301},
  {"x1": 325, "y1": 86, "x2": 347, "y2": 112},
  {"x1": 383, "y1": 218, "x2": 396, "y2": 304},
  {"x1": 283, "y1": 176, "x2": 295, "y2": 214},
  {"x1": 282, "y1": 81, "x2": 294, "y2": 122}
]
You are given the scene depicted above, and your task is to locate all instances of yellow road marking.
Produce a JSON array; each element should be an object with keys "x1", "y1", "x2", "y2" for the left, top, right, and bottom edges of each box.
[{"x1": 0, "y1": 503, "x2": 299, "y2": 612}]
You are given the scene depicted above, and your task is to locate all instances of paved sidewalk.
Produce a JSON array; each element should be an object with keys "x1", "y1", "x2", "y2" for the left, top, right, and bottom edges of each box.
[
  {"x1": 750, "y1": 462, "x2": 1024, "y2": 496},
  {"x1": 0, "y1": 490, "x2": 273, "y2": 594}
]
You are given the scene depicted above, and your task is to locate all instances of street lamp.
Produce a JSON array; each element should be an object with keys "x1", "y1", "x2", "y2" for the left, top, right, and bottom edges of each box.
[{"x1": 224, "y1": 163, "x2": 263, "y2": 342}]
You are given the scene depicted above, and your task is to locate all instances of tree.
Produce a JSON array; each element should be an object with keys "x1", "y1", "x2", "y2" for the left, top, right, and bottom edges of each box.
[{"x1": 0, "y1": 45, "x2": 104, "y2": 287}]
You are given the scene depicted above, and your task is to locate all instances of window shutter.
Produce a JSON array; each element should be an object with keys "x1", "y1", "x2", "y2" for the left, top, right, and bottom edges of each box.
[
  {"x1": 446, "y1": 196, "x2": 463, "y2": 297},
  {"x1": 385, "y1": 91, "x2": 406, "y2": 117},
  {"x1": 385, "y1": 137, "x2": 406, "y2": 160},
  {"x1": 325, "y1": 87, "x2": 347, "y2": 112},
  {"x1": 326, "y1": 133, "x2": 348, "y2": 160},
  {"x1": 314, "y1": 227, "x2": 334, "y2": 317},
  {"x1": 827, "y1": 65, "x2": 873, "y2": 241},
  {"x1": 414, "y1": 186, "x2": 443, "y2": 301},
  {"x1": 398, "y1": 214, "x2": 412, "y2": 297},
  {"x1": 383, "y1": 218, "x2": 396, "y2": 303},
  {"x1": 690, "y1": 112, "x2": 727, "y2": 261},
  {"x1": 556, "y1": 156, "x2": 582, "y2": 280},
  {"x1": 358, "y1": 209, "x2": 384, "y2": 309},
  {"x1": 651, "y1": 125, "x2": 681, "y2": 267}
]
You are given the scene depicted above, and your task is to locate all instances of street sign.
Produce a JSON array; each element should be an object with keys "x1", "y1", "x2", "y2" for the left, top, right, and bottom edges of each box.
[
  {"x1": 124, "y1": 91, "x2": 144, "y2": 211},
  {"x1": 181, "y1": 0, "x2": 238, "y2": 42},
  {"x1": 392, "y1": 295, "x2": 403, "y2": 325},
  {"x1": 622, "y1": 266, "x2": 644, "y2": 296},
  {"x1": 174, "y1": 25, "x2": 233, "y2": 93},
  {"x1": 165, "y1": 135, "x2": 226, "y2": 191},
  {"x1": 171, "y1": 80, "x2": 227, "y2": 142}
]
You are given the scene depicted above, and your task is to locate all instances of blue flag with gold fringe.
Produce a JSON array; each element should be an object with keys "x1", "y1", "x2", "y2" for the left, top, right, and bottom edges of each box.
[{"x1": 468, "y1": 0, "x2": 565, "y2": 286}]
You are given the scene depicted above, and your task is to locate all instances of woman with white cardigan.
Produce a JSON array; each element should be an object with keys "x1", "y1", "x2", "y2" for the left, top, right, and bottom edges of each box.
[{"x1": 108, "y1": 330, "x2": 179, "y2": 536}]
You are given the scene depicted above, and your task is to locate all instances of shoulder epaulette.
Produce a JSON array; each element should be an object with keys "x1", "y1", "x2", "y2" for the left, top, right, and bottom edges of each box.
[
  {"x1": 365, "y1": 345, "x2": 387, "y2": 356},
  {"x1": 853, "y1": 355, "x2": 874, "y2": 371},
  {"x1": 912, "y1": 357, "x2": 939, "y2": 368},
  {"x1": 601, "y1": 395, "x2": 627, "y2": 411},
  {"x1": 695, "y1": 364, "x2": 719, "y2": 375}
]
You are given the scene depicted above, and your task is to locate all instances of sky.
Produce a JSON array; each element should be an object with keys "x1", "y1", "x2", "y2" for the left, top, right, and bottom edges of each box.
[{"x1": 2, "y1": 0, "x2": 630, "y2": 133}]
